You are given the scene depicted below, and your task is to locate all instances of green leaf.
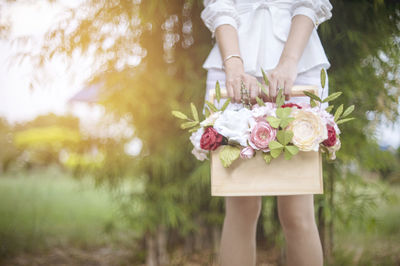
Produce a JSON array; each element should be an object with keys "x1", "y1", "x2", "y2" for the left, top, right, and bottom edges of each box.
[
  {"x1": 284, "y1": 149, "x2": 293, "y2": 160},
  {"x1": 270, "y1": 147, "x2": 283, "y2": 158},
  {"x1": 256, "y1": 96, "x2": 265, "y2": 106},
  {"x1": 336, "y1": 117, "x2": 355, "y2": 125},
  {"x1": 219, "y1": 145, "x2": 241, "y2": 168},
  {"x1": 320, "y1": 68, "x2": 326, "y2": 89},
  {"x1": 310, "y1": 99, "x2": 318, "y2": 108},
  {"x1": 261, "y1": 68, "x2": 269, "y2": 86},
  {"x1": 263, "y1": 153, "x2": 272, "y2": 164},
  {"x1": 275, "y1": 108, "x2": 294, "y2": 128},
  {"x1": 188, "y1": 127, "x2": 200, "y2": 133},
  {"x1": 266, "y1": 116, "x2": 281, "y2": 128},
  {"x1": 276, "y1": 88, "x2": 284, "y2": 107},
  {"x1": 190, "y1": 102, "x2": 199, "y2": 121},
  {"x1": 276, "y1": 107, "x2": 292, "y2": 118},
  {"x1": 269, "y1": 140, "x2": 284, "y2": 150},
  {"x1": 215, "y1": 81, "x2": 221, "y2": 103},
  {"x1": 205, "y1": 100, "x2": 218, "y2": 112},
  {"x1": 280, "y1": 117, "x2": 295, "y2": 128},
  {"x1": 334, "y1": 104, "x2": 344, "y2": 121},
  {"x1": 181, "y1": 121, "x2": 199, "y2": 129},
  {"x1": 342, "y1": 105, "x2": 355, "y2": 117},
  {"x1": 285, "y1": 145, "x2": 299, "y2": 156},
  {"x1": 303, "y1": 91, "x2": 322, "y2": 102},
  {"x1": 220, "y1": 98, "x2": 231, "y2": 112},
  {"x1": 258, "y1": 81, "x2": 269, "y2": 96},
  {"x1": 277, "y1": 130, "x2": 294, "y2": 145},
  {"x1": 325, "y1": 105, "x2": 334, "y2": 113},
  {"x1": 204, "y1": 107, "x2": 211, "y2": 118},
  {"x1": 171, "y1": 110, "x2": 188, "y2": 120},
  {"x1": 322, "y1": 92, "x2": 342, "y2": 103}
]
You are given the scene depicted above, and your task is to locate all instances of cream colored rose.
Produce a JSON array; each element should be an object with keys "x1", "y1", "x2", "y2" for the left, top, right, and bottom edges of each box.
[{"x1": 287, "y1": 109, "x2": 328, "y2": 152}]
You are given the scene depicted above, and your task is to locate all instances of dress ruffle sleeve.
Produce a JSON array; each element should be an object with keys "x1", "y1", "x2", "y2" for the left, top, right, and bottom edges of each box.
[
  {"x1": 200, "y1": 0, "x2": 241, "y2": 38},
  {"x1": 290, "y1": 0, "x2": 333, "y2": 28}
]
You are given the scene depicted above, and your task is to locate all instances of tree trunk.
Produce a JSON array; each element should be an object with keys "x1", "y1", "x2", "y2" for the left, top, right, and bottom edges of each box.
[
  {"x1": 183, "y1": 232, "x2": 194, "y2": 255},
  {"x1": 157, "y1": 224, "x2": 169, "y2": 266},
  {"x1": 212, "y1": 225, "x2": 221, "y2": 255},
  {"x1": 145, "y1": 231, "x2": 158, "y2": 266},
  {"x1": 194, "y1": 216, "x2": 206, "y2": 251},
  {"x1": 327, "y1": 172, "x2": 335, "y2": 264}
]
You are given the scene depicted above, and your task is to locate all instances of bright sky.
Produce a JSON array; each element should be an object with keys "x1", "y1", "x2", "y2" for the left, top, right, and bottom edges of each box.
[
  {"x1": 0, "y1": 1, "x2": 399, "y2": 148},
  {"x1": 0, "y1": 0, "x2": 91, "y2": 123}
]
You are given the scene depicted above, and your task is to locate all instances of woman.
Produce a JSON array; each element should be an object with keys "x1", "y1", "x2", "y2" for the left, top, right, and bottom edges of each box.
[{"x1": 200, "y1": 0, "x2": 333, "y2": 265}]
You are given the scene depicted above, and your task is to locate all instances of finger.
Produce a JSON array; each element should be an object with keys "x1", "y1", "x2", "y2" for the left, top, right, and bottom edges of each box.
[
  {"x1": 269, "y1": 73, "x2": 277, "y2": 102},
  {"x1": 277, "y1": 79, "x2": 285, "y2": 101},
  {"x1": 285, "y1": 79, "x2": 293, "y2": 101},
  {"x1": 232, "y1": 79, "x2": 241, "y2": 103},
  {"x1": 249, "y1": 82, "x2": 258, "y2": 105},
  {"x1": 226, "y1": 82, "x2": 235, "y2": 103},
  {"x1": 260, "y1": 83, "x2": 270, "y2": 102},
  {"x1": 243, "y1": 79, "x2": 252, "y2": 105}
]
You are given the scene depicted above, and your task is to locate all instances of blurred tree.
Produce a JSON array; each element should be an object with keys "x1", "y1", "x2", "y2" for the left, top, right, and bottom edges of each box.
[
  {"x1": 0, "y1": 117, "x2": 20, "y2": 173},
  {"x1": 316, "y1": 0, "x2": 400, "y2": 261},
  {"x1": 12, "y1": 114, "x2": 81, "y2": 169},
  {"x1": 4, "y1": 0, "x2": 400, "y2": 264}
]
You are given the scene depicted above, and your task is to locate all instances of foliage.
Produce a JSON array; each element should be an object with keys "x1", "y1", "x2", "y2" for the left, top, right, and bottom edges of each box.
[
  {"x1": 3, "y1": 0, "x2": 400, "y2": 264},
  {"x1": 0, "y1": 166, "x2": 133, "y2": 260}
]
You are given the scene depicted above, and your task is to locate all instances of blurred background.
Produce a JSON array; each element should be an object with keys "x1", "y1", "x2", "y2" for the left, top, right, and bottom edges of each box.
[{"x1": 0, "y1": 0, "x2": 399, "y2": 265}]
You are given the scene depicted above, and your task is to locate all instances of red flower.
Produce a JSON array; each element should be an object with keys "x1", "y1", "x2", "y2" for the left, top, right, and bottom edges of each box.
[
  {"x1": 200, "y1": 127, "x2": 224, "y2": 150},
  {"x1": 281, "y1": 103, "x2": 302, "y2": 109},
  {"x1": 322, "y1": 124, "x2": 337, "y2": 147}
]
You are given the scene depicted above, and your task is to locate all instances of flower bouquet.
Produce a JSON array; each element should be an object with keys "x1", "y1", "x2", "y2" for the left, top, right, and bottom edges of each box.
[{"x1": 172, "y1": 68, "x2": 355, "y2": 168}]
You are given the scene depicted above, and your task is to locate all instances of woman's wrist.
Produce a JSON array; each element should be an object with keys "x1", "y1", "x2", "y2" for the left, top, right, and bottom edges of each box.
[
  {"x1": 223, "y1": 57, "x2": 244, "y2": 73},
  {"x1": 278, "y1": 54, "x2": 299, "y2": 66}
]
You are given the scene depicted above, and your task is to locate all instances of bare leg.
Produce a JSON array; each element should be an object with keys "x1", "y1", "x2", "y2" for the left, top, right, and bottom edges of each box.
[
  {"x1": 219, "y1": 196, "x2": 262, "y2": 266},
  {"x1": 277, "y1": 194, "x2": 323, "y2": 266}
]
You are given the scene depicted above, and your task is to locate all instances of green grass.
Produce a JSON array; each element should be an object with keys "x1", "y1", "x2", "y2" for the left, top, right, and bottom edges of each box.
[
  {"x1": 0, "y1": 165, "x2": 399, "y2": 265},
  {"x1": 0, "y1": 165, "x2": 133, "y2": 259},
  {"x1": 332, "y1": 185, "x2": 400, "y2": 265}
]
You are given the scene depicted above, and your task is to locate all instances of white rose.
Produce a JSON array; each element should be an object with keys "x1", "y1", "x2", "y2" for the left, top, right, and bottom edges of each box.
[
  {"x1": 213, "y1": 108, "x2": 256, "y2": 147},
  {"x1": 200, "y1": 111, "x2": 222, "y2": 127},
  {"x1": 189, "y1": 127, "x2": 208, "y2": 161},
  {"x1": 191, "y1": 147, "x2": 208, "y2": 161},
  {"x1": 287, "y1": 109, "x2": 328, "y2": 152},
  {"x1": 251, "y1": 102, "x2": 276, "y2": 118}
]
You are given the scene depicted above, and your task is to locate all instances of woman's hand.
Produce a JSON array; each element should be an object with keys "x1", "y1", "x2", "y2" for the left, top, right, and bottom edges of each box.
[
  {"x1": 224, "y1": 57, "x2": 261, "y2": 104},
  {"x1": 265, "y1": 56, "x2": 298, "y2": 102}
]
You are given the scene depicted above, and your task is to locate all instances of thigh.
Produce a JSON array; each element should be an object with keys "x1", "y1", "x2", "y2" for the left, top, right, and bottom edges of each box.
[
  {"x1": 224, "y1": 196, "x2": 262, "y2": 218},
  {"x1": 276, "y1": 194, "x2": 316, "y2": 223}
]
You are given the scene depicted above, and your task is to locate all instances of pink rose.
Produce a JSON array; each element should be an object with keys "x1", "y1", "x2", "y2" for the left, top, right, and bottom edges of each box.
[
  {"x1": 240, "y1": 146, "x2": 255, "y2": 159},
  {"x1": 281, "y1": 103, "x2": 302, "y2": 109},
  {"x1": 322, "y1": 124, "x2": 337, "y2": 147},
  {"x1": 249, "y1": 121, "x2": 277, "y2": 151},
  {"x1": 200, "y1": 127, "x2": 223, "y2": 151}
]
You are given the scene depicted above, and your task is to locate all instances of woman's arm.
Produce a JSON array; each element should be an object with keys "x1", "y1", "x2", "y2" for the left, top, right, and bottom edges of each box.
[
  {"x1": 215, "y1": 25, "x2": 261, "y2": 104},
  {"x1": 267, "y1": 15, "x2": 314, "y2": 101}
]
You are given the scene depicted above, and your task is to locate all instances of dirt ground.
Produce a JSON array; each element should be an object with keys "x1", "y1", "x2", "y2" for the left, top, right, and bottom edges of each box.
[{"x1": 0, "y1": 245, "x2": 281, "y2": 266}]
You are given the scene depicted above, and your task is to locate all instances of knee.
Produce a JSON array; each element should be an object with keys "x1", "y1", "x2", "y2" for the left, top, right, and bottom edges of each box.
[
  {"x1": 279, "y1": 211, "x2": 316, "y2": 235},
  {"x1": 225, "y1": 196, "x2": 262, "y2": 224}
]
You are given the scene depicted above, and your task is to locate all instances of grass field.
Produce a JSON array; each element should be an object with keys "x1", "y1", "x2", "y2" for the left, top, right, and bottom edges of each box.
[
  {"x1": 0, "y1": 165, "x2": 399, "y2": 265},
  {"x1": 0, "y1": 165, "x2": 136, "y2": 263}
]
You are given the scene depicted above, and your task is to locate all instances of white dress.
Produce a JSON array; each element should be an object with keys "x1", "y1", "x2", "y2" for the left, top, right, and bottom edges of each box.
[
  {"x1": 200, "y1": 0, "x2": 332, "y2": 113},
  {"x1": 200, "y1": 0, "x2": 333, "y2": 76}
]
